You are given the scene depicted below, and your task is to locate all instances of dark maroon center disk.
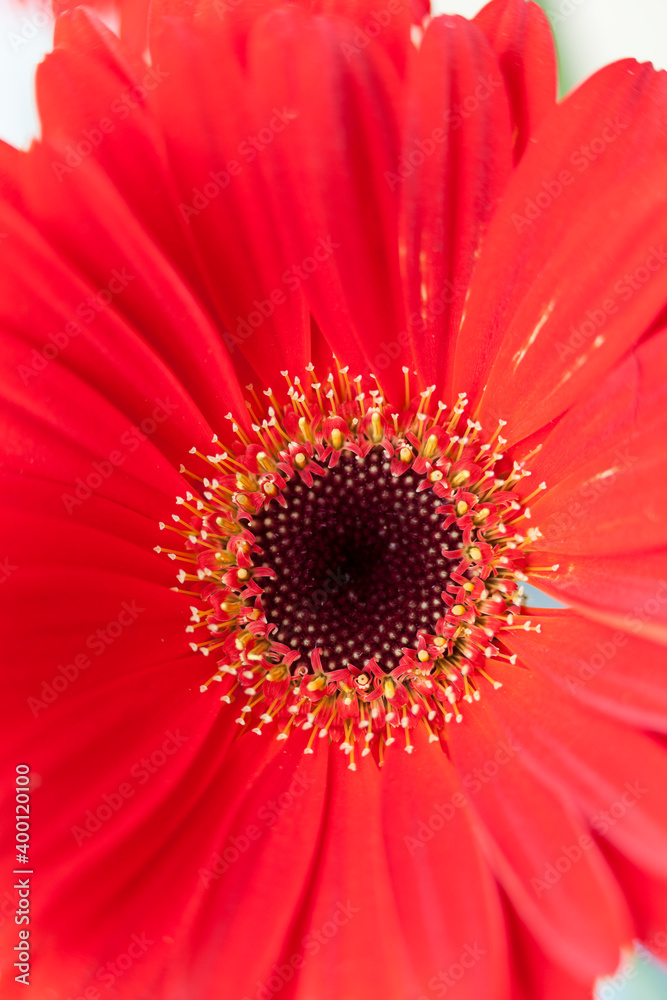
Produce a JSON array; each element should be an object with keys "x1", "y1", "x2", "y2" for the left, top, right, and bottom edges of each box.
[{"x1": 251, "y1": 449, "x2": 458, "y2": 673}]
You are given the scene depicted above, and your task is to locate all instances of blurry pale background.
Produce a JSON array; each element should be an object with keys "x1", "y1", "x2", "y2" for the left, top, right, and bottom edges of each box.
[{"x1": 1, "y1": 0, "x2": 666, "y2": 996}]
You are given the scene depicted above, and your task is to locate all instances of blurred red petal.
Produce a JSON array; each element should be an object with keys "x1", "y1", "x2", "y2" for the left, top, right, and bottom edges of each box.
[
  {"x1": 529, "y1": 549, "x2": 667, "y2": 645},
  {"x1": 400, "y1": 15, "x2": 512, "y2": 396},
  {"x1": 447, "y1": 687, "x2": 632, "y2": 981},
  {"x1": 505, "y1": 610, "x2": 667, "y2": 732},
  {"x1": 453, "y1": 60, "x2": 667, "y2": 443},
  {"x1": 474, "y1": 0, "x2": 557, "y2": 162},
  {"x1": 527, "y1": 327, "x2": 667, "y2": 554}
]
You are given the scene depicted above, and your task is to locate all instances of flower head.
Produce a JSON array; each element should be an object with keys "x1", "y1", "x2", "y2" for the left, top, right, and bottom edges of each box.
[
  {"x1": 173, "y1": 373, "x2": 540, "y2": 764},
  {"x1": 3, "y1": 1, "x2": 667, "y2": 998}
]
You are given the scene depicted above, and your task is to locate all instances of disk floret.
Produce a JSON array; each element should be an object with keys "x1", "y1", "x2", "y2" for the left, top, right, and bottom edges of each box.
[{"x1": 159, "y1": 366, "x2": 545, "y2": 767}]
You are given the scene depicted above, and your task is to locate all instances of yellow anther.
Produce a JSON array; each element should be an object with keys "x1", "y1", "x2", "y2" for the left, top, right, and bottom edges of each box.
[
  {"x1": 221, "y1": 596, "x2": 243, "y2": 614},
  {"x1": 417, "y1": 649, "x2": 430, "y2": 662},
  {"x1": 306, "y1": 675, "x2": 327, "y2": 691},
  {"x1": 370, "y1": 411, "x2": 383, "y2": 442},
  {"x1": 294, "y1": 452, "x2": 307, "y2": 468},
  {"x1": 423, "y1": 433, "x2": 439, "y2": 458},
  {"x1": 263, "y1": 481, "x2": 277, "y2": 495},
  {"x1": 469, "y1": 546, "x2": 483, "y2": 561},
  {"x1": 399, "y1": 446, "x2": 413, "y2": 463},
  {"x1": 451, "y1": 470, "x2": 470, "y2": 486},
  {"x1": 456, "y1": 501, "x2": 469, "y2": 516},
  {"x1": 216, "y1": 516, "x2": 240, "y2": 533},
  {"x1": 384, "y1": 678, "x2": 396, "y2": 699},
  {"x1": 237, "y1": 568, "x2": 249, "y2": 581},
  {"x1": 215, "y1": 550, "x2": 236, "y2": 564},
  {"x1": 462, "y1": 581, "x2": 475, "y2": 592},
  {"x1": 235, "y1": 474, "x2": 255, "y2": 491},
  {"x1": 430, "y1": 470, "x2": 444, "y2": 482},
  {"x1": 473, "y1": 507, "x2": 490, "y2": 523},
  {"x1": 246, "y1": 639, "x2": 271, "y2": 660},
  {"x1": 331, "y1": 428, "x2": 344, "y2": 449},
  {"x1": 452, "y1": 605, "x2": 466, "y2": 616}
]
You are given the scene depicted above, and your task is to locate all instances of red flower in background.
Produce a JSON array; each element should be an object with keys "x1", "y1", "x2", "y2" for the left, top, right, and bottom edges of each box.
[{"x1": 2, "y1": 1, "x2": 667, "y2": 998}]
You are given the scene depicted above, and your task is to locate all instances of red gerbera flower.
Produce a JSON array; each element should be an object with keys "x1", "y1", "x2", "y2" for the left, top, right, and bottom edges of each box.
[{"x1": 3, "y1": 1, "x2": 667, "y2": 998}]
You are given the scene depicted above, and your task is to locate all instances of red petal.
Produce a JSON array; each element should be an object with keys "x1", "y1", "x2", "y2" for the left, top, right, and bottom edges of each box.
[
  {"x1": 507, "y1": 905, "x2": 602, "y2": 1000},
  {"x1": 527, "y1": 328, "x2": 667, "y2": 554},
  {"x1": 5, "y1": 32, "x2": 250, "y2": 431},
  {"x1": 165, "y1": 735, "x2": 333, "y2": 1000},
  {"x1": 0, "y1": 501, "x2": 230, "y2": 996},
  {"x1": 504, "y1": 610, "x2": 667, "y2": 733},
  {"x1": 452, "y1": 60, "x2": 667, "y2": 444},
  {"x1": 410, "y1": 0, "x2": 430, "y2": 23},
  {"x1": 380, "y1": 729, "x2": 511, "y2": 999},
  {"x1": 247, "y1": 6, "x2": 409, "y2": 399},
  {"x1": 275, "y1": 748, "x2": 416, "y2": 1000},
  {"x1": 603, "y1": 843, "x2": 667, "y2": 965},
  {"x1": 400, "y1": 15, "x2": 512, "y2": 396},
  {"x1": 40, "y1": 12, "x2": 209, "y2": 301},
  {"x1": 0, "y1": 217, "x2": 231, "y2": 496},
  {"x1": 313, "y1": 0, "x2": 413, "y2": 76},
  {"x1": 529, "y1": 549, "x2": 667, "y2": 645},
  {"x1": 474, "y1": 0, "x2": 557, "y2": 162},
  {"x1": 487, "y1": 662, "x2": 667, "y2": 881},
  {"x1": 39, "y1": 9, "x2": 310, "y2": 389},
  {"x1": 49, "y1": 0, "x2": 150, "y2": 54},
  {"x1": 148, "y1": 12, "x2": 312, "y2": 383},
  {"x1": 447, "y1": 692, "x2": 632, "y2": 981}
]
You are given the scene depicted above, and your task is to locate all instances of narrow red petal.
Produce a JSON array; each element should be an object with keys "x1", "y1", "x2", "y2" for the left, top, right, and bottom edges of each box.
[
  {"x1": 474, "y1": 0, "x2": 557, "y2": 161},
  {"x1": 447, "y1": 693, "x2": 632, "y2": 981},
  {"x1": 48, "y1": 0, "x2": 150, "y2": 54},
  {"x1": 527, "y1": 327, "x2": 667, "y2": 554},
  {"x1": 274, "y1": 750, "x2": 414, "y2": 1000},
  {"x1": 41, "y1": 12, "x2": 207, "y2": 302},
  {"x1": 381, "y1": 730, "x2": 511, "y2": 999},
  {"x1": 0, "y1": 211, "x2": 231, "y2": 487},
  {"x1": 507, "y1": 904, "x2": 603, "y2": 1000},
  {"x1": 504, "y1": 610, "x2": 667, "y2": 733},
  {"x1": 148, "y1": 12, "x2": 313, "y2": 383},
  {"x1": 314, "y1": 0, "x2": 413, "y2": 76},
  {"x1": 247, "y1": 6, "x2": 409, "y2": 399},
  {"x1": 529, "y1": 549, "x2": 667, "y2": 645},
  {"x1": 487, "y1": 662, "x2": 667, "y2": 881},
  {"x1": 453, "y1": 60, "x2": 667, "y2": 444},
  {"x1": 165, "y1": 736, "x2": 332, "y2": 1000},
  {"x1": 603, "y1": 842, "x2": 667, "y2": 965},
  {"x1": 401, "y1": 15, "x2": 512, "y2": 396}
]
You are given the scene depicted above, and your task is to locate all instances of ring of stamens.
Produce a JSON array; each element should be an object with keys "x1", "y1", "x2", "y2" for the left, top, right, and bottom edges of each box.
[{"x1": 158, "y1": 365, "x2": 552, "y2": 769}]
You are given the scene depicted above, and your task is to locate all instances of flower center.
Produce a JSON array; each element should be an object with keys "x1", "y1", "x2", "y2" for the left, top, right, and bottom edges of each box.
[
  {"x1": 252, "y1": 450, "x2": 456, "y2": 673},
  {"x1": 159, "y1": 366, "x2": 551, "y2": 768}
]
